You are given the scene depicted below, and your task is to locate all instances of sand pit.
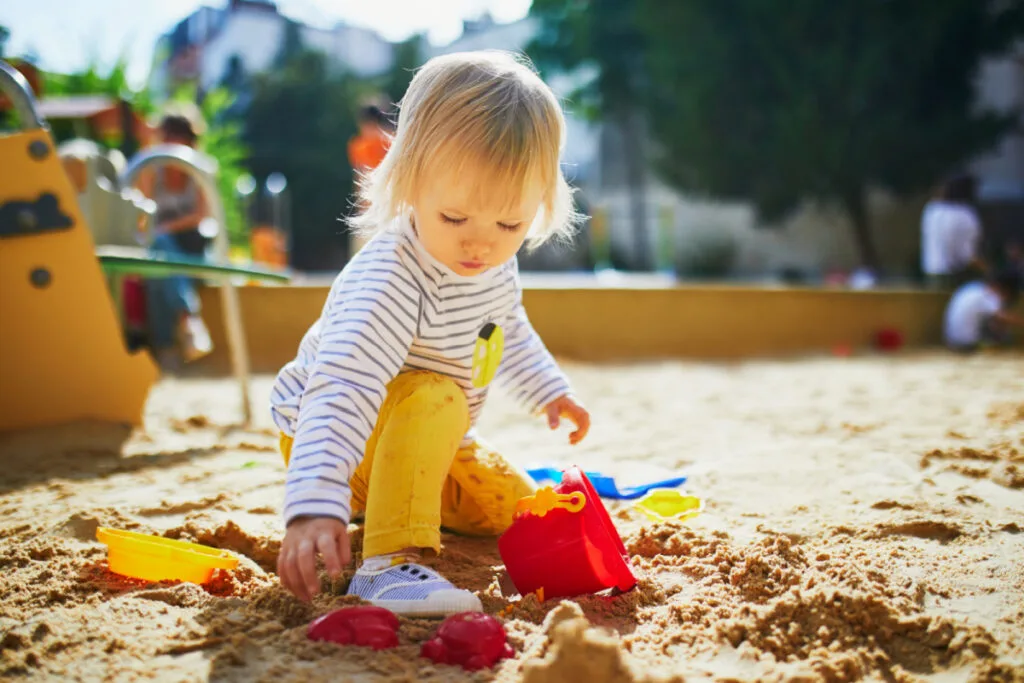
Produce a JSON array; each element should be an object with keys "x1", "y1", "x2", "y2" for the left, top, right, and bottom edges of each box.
[{"x1": 1, "y1": 352, "x2": 1022, "y2": 681}]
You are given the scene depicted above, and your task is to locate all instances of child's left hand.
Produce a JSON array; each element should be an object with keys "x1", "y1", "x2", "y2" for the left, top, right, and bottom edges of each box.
[{"x1": 545, "y1": 395, "x2": 591, "y2": 445}]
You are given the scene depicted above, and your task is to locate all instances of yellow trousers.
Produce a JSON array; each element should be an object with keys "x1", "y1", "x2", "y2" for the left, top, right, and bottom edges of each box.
[{"x1": 280, "y1": 371, "x2": 536, "y2": 558}]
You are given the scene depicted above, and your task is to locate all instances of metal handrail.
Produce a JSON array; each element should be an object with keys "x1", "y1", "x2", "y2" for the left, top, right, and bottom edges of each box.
[{"x1": 0, "y1": 60, "x2": 47, "y2": 131}]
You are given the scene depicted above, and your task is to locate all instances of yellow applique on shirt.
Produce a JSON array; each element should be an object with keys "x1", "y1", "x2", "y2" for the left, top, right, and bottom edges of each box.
[{"x1": 471, "y1": 322, "x2": 504, "y2": 388}]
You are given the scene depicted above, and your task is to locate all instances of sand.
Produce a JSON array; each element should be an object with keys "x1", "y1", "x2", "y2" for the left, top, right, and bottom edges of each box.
[{"x1": 1, "y1": 351, "x2": 1022, "y2": 682}]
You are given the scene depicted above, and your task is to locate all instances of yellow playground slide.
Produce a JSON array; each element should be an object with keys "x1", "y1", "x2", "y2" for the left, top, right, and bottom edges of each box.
[{"x1": 0, "y1": 61, "x2": 159, "y2": 432}]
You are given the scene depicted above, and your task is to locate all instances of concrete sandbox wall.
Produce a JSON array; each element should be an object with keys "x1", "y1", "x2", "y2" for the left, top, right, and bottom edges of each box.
[{"x1": 189, "y1": 283, "x2": 1010, "y2": 376}]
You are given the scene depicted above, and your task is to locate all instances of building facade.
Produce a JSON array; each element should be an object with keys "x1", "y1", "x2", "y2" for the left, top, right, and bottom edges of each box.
[{"x1": 150, "y1": 0, "x2": 393, "y2": 99}]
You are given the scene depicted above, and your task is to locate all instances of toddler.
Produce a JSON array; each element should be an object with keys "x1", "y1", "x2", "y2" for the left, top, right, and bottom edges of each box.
[
  {"x1": 271, "y1": 51, "x2": 590, "y2": 616},
  {"x1": 944, "y1": 270, "x2": 1022, "y2": 351}
]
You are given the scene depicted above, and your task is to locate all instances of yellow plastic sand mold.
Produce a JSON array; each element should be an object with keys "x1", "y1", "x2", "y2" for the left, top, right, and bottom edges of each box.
[
  {"x1": 635, "y1": 489, "x2": 704, "y2": 522},
  {"x1": 96, "y1": 527, "x2": 239, "y2": 584}
]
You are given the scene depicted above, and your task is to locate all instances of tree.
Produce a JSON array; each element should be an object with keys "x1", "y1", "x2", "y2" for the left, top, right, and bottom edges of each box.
[
  {"x1": 636, "y1": 0, "x2": 1024, "y2": 269},
  {"x1": 528, "y1": 0, "x2": 652, "y2": 269},
  {"x1": 220, "y1": 54, "x2": 246, "y2": 92},
  {"x1": 380, "y1": 34, "x2": 423, "y2": 107},
  {"x1": 244, "y1": 49, "x2": 365, "y2": 270},
  {"x1": 274, "y1": 19, "x2": 306, "y2": 69},
  {"x1": 195, "y1": 88, "x2": 249, "y2": 248},
  {"x1": 0, "y1": 25, "x2": 10, "y2": 58}
]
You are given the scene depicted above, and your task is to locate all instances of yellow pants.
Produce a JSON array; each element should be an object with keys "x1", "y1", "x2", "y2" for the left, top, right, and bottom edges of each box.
[{"x1": 280, "y1": 371, "x2": 536, "y2": 558}]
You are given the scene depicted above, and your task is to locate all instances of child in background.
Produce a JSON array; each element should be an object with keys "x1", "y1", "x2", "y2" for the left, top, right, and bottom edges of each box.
[
  {"x1": 944, "y1": 270, "x2": 1022, "y2": 351},
  {"x1": 271, "y1": 51, "x2": 591, "y2": 616}
]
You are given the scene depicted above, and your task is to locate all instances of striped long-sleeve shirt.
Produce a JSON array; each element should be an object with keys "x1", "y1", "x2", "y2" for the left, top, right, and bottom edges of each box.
[{"x1": 270, "y1": 220, "x2": 572, "y2": 526}]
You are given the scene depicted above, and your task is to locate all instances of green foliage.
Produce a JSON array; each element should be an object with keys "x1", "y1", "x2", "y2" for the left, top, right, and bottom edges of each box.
[
  {"x1": 36, "y1": 56, "x2": 154, "y2": 153},
  {"x1": 192, "y1": 88, "x2": 249, "y2": 248},
  {"x1": 0, "y1": 25, "x2": 10, "y2": 58},
  {"x1": 636, "y1": 0, "x2": 1024, "y2": 266},
  {"x1": 274, "y1": 19, "x2": 306, "y2": 70},
  {"x1": 43, "y1": 56, "x2": 155, "y2": 116},
  {"x1": 529, "y1": 0, "x2": 652, "y2": 269},
  {"x1": 380, "y1": 34, "x2": 423, "y2": 107},
  {"x1": 528, "y1": 0, "x2": 646, "y2": 120},
  {"x1": 244, "y1": 49, "x2": 364, "y2": 269}
]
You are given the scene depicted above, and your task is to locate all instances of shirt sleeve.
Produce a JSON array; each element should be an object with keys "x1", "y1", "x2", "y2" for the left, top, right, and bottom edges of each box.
[
  {"x1": 283, "y1": 268, "x2": 419, "y2": 526},
  {"x1": 495, "y1": 270, "x2": 572, "y2": 413}
]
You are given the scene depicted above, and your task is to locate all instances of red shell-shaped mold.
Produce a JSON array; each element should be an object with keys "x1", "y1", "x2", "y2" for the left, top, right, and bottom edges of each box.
[
  {"x1": 420, "y1": 612, "x2": 514, "y2": 670},
  {"x1": 307, "y1": 605, "x2": 400, "y2": 650}
]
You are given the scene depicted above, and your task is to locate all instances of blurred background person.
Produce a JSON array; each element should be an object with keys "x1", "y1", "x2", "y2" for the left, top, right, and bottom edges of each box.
[
  {"x1": 135, "y1": 105, "x2": 213, "y2": 369},
  {"x1": 943, "y1": 269, "x2": 1022, "y2": 352},
  {"x1": 347, "y1": 103, "x2": 393, "y2": 256},
  {"x1": 920, "y1": 173, "x2": 986, "y2": 289}
]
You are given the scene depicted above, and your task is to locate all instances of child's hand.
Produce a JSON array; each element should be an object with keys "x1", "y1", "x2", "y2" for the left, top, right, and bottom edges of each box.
[
  {"x1": 545, "y1": 395, "x2": 591, "y2": 445},
  {"x1": 278, "y1": 516, "x2": 351, "y2": 602}
]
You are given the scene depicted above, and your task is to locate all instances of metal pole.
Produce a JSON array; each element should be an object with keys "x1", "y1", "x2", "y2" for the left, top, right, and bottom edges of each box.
[
  {"x1": 121, "y1": 144, "x2": 253, "y2": 425},
  {"x1": 0, "y1": 60, "x2": 46, "y2": 130}
]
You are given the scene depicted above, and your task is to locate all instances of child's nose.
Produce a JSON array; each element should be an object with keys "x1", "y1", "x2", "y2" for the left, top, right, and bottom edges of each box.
[{"x1": 462, "y1": 236, "x2": 492, "y2": 256}]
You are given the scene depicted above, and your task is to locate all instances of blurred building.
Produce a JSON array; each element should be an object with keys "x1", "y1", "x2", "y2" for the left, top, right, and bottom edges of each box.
[{"x1": 149, "y1": 0, "x2": 393, "y2": 99}]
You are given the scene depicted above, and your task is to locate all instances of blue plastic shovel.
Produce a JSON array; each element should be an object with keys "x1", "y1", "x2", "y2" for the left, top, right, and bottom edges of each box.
[{"x1": 526, "y1": 467, "x2": 687, "y2": 501}]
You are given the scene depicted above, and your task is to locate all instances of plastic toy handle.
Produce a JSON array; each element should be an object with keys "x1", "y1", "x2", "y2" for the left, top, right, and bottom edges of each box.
[{"x1": 515, "y1": 487, "x2": 586, "y2": 518}]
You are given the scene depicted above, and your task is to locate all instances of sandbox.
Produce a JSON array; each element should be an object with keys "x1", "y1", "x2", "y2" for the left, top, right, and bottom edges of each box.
[{"x1": 1, "y1": 352, "x2": 1022, "y2": 681}]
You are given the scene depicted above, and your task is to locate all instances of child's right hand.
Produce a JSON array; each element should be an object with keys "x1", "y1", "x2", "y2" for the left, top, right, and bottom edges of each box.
[{"x1": 278, "y1": 516, "x2": 351, "y2": 601}]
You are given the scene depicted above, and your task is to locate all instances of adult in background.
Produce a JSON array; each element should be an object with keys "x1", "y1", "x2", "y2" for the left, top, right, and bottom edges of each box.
[
  {"x1": 347, "y1": 104, "x2": 393, "y2": 256},
  {"x1": 920, "y1": 173, "x2": 986, "y2": 289},
  {"x1": 135, "y1": 106, "x2": 214, "y2": 369}
]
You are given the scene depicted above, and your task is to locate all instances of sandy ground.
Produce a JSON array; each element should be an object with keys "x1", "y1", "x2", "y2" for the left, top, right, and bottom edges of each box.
[{"x1": 1, "y1": 351, "x2": 1022, "y2": 682}]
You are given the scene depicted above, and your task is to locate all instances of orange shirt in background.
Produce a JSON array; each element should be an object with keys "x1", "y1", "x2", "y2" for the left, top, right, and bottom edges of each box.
[{"x1": 347, "y1": 130, "x2": 390, "y2": 172}]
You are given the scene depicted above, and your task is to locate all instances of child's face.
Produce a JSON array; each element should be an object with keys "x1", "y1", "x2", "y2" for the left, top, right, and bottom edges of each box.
[{"x1": 411, "y1": 167, "x2": 542, "y2": 276}]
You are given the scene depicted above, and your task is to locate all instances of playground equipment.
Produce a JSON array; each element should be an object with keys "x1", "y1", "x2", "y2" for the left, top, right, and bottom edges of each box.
[
  {"x1": 114, "y1": 143, "x2": 267, "y2": 424},
  {"x1": 0, "y1": 61, "x2": 158, "y2": 432},
  {"x1": 0, "y1": 60, "x2": 289, "y2": 433}
]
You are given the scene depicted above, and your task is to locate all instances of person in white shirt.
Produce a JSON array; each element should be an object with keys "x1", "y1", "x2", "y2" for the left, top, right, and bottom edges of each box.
[
  {"x1": 271, "y1": 51, "x2": 592, "y2": 616},
  {"x1": 944, "y1": 271, "x2": 1022, "y2": 351},
  {"x1": 921, "y1": 174, "x2": 985, "y2": 289}
]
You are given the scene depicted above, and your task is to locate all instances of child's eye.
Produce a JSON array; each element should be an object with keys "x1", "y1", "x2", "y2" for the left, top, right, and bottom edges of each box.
[
  {"x1": 440, "y1": 214, "x2": 466, "y2": 225},
  {"x1": 498, "y1": 222, "x2": 522, "y2": 232}
]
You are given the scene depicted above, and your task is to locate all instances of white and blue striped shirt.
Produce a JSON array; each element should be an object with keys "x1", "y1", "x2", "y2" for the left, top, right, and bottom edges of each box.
[{"x1": 271, "y1": 219, "x2": 572, "y2": 525}]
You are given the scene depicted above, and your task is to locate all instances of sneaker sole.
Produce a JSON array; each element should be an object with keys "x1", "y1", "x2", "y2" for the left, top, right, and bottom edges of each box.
[{"x1": 369, "y1": 590, "x2": 483, "y2": 618}]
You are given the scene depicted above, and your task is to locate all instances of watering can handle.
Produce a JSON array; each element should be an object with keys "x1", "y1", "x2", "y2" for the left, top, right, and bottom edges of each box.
[
  {"x1": 515, "y1": 487, "x2": 586, "y2": 518},
  {"x1": 0, "y1": 61, "x2": 47, "y2": 131}
]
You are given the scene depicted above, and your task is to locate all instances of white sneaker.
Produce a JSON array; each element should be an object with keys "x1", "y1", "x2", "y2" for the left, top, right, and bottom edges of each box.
[
  {"x1": 179, "y1": 315, "x2": 213, "y2": 362},
  {"x1": 347, "y1": 563, "x2": 482, "y2": 617}
]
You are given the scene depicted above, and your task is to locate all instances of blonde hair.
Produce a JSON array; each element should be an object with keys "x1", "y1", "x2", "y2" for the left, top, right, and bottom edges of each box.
[{"x1": 350, "y1": 50, "x2": 581, "y2": 247}]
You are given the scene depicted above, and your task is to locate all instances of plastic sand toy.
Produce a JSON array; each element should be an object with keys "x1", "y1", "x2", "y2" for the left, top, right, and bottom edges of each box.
[
  {"x1": 634, "y1": 489, "x2": 704, "y2": 522},
  {"x1": 526, "y1": 466, "x2": 687, "y2": 500},
  {"x1": 499, "y1": 466, "x2": 637, "y2": 600},
  {"x1": 307, "y1": 606, "x2": 400, "y2": 650},
  {"x1": 96, "y1": 527, "x2": 239, "y2": 584},
  {"x1": 420, "y1": 612, "x2": 514, "y2": 670}
]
